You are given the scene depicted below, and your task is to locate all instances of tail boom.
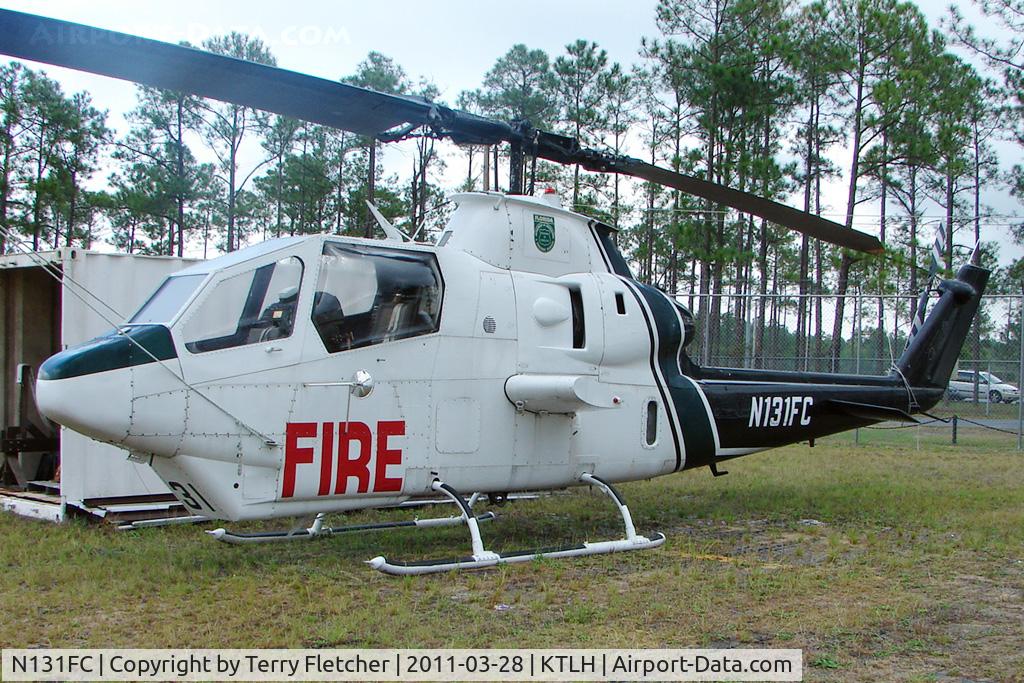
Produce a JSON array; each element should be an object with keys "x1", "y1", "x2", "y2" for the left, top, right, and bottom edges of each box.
[{"x1": 675, "y1": 263, "x2": 988, "y2": 469}]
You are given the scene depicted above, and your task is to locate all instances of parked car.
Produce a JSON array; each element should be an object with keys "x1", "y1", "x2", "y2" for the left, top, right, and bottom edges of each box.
[{"x1": 946, "y1": 369, "x2": 1021, "y2": 403}]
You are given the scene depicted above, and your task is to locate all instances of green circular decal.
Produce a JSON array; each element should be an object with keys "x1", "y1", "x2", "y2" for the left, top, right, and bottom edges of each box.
[{"x1": 534, "y1": 214, "x2": 556, "y2": 253}]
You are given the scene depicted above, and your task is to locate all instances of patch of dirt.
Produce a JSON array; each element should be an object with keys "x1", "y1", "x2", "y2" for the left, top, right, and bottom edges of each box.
[
  {"x1": 670, "y1": 518, "x2": 839, "y2": 566},
  {"x1": 658, "y1": 518, "x2": 1024, "y2": 682}
]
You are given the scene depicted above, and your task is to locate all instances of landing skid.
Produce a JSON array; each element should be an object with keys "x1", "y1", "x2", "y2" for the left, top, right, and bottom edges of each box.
[
  {"x1": 207, "y1": 507, "x2": 496, "y2": 545},
  {"x1": 368, "y1": 474, "x2": 665, "y2": 576}
]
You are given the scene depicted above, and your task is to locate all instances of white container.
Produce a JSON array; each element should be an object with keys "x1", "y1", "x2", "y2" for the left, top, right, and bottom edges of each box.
[{"x1": 1, "y1": 248, "x2": 200, "y2": 519}]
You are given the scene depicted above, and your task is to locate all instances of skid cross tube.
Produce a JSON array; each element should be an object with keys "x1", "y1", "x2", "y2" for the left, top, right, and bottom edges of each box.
[
  {"x1": 207, "y1": 506, "x2": 495, "y2": 545},
  {"x1": 368, "y1": 475, "x2": 665, "y2": 576}
]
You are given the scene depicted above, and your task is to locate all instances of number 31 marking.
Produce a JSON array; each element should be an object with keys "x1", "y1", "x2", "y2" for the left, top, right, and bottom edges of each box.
[{"x1": 168, "y1": 481, "x2": 216, "y2": 512}]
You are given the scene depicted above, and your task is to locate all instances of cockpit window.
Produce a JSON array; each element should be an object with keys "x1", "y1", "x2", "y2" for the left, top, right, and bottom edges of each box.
[
  {"x1": 129, "y1": 274, "x2": 205, "y2": 324},
  {"x1": 313, "y1": 242, "x2": 442, "y2": 353},
  {"x1": 182, "y1": 256, "x2": 304, "y2": 353}
]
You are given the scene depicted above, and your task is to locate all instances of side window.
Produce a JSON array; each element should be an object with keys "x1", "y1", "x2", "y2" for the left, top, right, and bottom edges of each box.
[
  {"x1": 569, "y1": 287, "x2": 585, "y2": 349},
  {"x1": 313, "y1": 242, "x2": 442, "y2": 353},
  {"x1": 645, "y1": 400, "x2": 658, "y2": 446},
  {"x1": 183, "y1": 256, "x2": 304, "y2": 353}
]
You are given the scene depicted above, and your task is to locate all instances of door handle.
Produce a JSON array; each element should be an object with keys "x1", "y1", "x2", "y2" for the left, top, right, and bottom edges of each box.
[{"x1": 265, "y1": 346, "x2": 282, "y2": 353}]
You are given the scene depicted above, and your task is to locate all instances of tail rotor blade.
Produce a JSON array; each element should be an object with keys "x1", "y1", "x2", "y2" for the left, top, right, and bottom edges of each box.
[{"x1": 908, "y1": 232, "x2": 948, "y2": 347}]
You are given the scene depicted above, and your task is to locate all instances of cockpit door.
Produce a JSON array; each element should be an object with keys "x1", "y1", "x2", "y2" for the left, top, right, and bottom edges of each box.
[{"x1": 174, "y1": 250, "x2": 312, "y2": 385}]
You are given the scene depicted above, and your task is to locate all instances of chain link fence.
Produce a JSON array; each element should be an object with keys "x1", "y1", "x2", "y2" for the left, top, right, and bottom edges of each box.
[{"x1": 675, "y1": 290, "x2": 1024, "y2": 450}]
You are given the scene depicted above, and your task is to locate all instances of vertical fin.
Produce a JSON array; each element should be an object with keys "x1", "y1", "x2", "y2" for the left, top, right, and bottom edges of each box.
[{"x1": 897, "y1": 263, "x2": 988, "y2": 391}]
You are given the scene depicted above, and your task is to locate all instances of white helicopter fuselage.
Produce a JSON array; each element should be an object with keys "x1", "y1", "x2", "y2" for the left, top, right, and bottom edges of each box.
[{"x1": 36, "y1": 192, "x2": 684, "y2": 521}]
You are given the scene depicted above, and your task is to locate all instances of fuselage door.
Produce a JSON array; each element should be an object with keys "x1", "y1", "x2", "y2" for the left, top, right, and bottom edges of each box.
[
  {"x1": 174, "y1": 248, "x2": 315, "y2": 385},
  {"x1": 507, "y1": 272, "x2": 604, "y2": 488}
]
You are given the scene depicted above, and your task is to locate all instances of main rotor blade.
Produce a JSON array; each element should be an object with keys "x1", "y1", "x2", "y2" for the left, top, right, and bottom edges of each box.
[
  {"x1": 0, "y1": 9, "x2": 432, "y2": 137},
  {"x1": 532, "y1": 130, "x2": 882, "y2": 254},
  {"x1": 611, "y1": 159, "x2": 883, "y2": 254}
]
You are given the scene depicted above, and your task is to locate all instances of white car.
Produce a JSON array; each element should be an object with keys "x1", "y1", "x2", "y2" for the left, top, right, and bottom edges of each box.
[{"x1": 947, "y1": 370, "x2": 1021, "y2": 404}]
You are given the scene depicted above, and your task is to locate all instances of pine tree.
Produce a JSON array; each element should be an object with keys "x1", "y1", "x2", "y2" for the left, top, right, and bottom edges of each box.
[
  {"x1": 599, "y1": 63, "x2": 639, "y2": 229},
  {"x1": 788, "y1": 0, "x2": 850, "y2": 369},
  {"x1": 197, "y1": 33, "x2": 277, "y2": 252},
  {"x1": 927, "y1": 52, "x2": 983, "y2": 272},
  {"x1": 343, "y1": 52, "x2": 410, "y2": 236},
  {"x1": 260, "y1": 115, "x2": 301, "y2": 239},
  {"x1": 51, "y1": 91, "x2": 107, "y2": 248},
  {"x1": 19, "y1": 70, "x2": 67, "y2": 250},
  {"x1": 114, "y1": 83, "x2": 208, "y2": 255},
  {"x1": 478, "y1": 44, "x2": 557, "y2": 193},
  {"x1": 478, "y1": 45, "x2": 557, "y2": 125},
  {"x1": 826, "y1": 0, "x2": 922, "y2": 371},
  {"x1": 553, "y1": 40, "x2": 609, "y2": 211},
  {"x1": 0, "y1": 63, "x2": 29, "y2": 254}
]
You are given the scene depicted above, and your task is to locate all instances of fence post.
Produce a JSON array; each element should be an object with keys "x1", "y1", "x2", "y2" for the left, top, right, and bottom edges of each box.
[
  {"x1": 951, "y1": 415, "x2": 958, "y2": 445},
  {"x1": 986, "y1": 359, "x2": 992, "y2": 417},
  {"x1": 1018, "y1": 292, "x2": 1023, "y2": 451},
  {"x1": 854, "y1": 286, "x2": 862, "y2": 445}
]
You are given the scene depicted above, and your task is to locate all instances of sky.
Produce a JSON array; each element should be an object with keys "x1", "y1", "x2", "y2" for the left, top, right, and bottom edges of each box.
[{"x1": 1, "y1": 0, "x2": 1019, "y2": 265}]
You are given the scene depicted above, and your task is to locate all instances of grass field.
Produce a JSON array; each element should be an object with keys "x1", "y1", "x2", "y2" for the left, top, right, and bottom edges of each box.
[
  {"x1": 1, "y1": 429, "x2": 1022, "y2": 682},
  {"x1": 934, "y1": 397, "x2": 1023, "y2": 417}
]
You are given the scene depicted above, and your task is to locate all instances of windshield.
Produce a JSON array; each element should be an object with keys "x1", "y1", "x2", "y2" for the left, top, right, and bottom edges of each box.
[
  {"x1": 128, "y1": 274, "x2": 206, "y2": 324},
  {"x1": 981, "y1": 372, "x2": 1004, "y2": 384}
]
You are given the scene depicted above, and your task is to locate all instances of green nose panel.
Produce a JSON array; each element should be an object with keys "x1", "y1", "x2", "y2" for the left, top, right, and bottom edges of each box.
[{"x1": 39, "y1": 325, "x2": 177, "y2": 380}]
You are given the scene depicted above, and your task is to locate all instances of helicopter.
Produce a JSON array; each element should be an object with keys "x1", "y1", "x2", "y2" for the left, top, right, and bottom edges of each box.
[{"x1": 0, "y1": 9, "x2": 988, "y2": 575}]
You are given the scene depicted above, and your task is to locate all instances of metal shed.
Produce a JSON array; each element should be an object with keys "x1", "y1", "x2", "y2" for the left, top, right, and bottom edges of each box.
[{"x1": 1, "y1": 248, "x2": 200, "y2": 523}]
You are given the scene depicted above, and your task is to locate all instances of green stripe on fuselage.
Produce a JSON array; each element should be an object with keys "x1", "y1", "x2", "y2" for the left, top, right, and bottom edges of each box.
[{"x1": 634, "y1": 283, "x2": 716, "y2": 465}]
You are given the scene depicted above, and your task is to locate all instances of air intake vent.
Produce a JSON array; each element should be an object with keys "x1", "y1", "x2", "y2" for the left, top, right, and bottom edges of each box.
[{"x1": 482, "y1": 316, "x2": 497, "y2": 334}]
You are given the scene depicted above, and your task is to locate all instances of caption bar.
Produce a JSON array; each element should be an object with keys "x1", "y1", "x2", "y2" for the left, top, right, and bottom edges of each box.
[{"x1": 2, "y1": 648, "x2": 802, "y2": 681}]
